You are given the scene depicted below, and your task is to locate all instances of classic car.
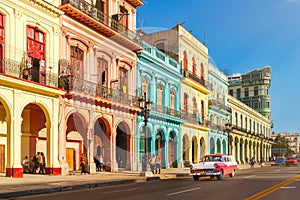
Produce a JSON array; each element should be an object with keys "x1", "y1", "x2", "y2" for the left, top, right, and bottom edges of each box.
[
  {"x1": 190, "y1": 154, "x2": 238, "y2": 181},
  {"x1": 286, "y1": 156, "x2": 298, "y2": 166}
]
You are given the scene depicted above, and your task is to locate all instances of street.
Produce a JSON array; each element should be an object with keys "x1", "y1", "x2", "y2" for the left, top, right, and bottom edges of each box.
[{"x1": 15, "y1": 165, "x2": 300, "y2": 200}]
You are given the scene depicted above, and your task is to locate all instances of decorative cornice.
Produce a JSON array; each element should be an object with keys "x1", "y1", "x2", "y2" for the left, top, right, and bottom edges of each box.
[{"x1": 18, "y1": 0, "x2": 64, "y2": 18}]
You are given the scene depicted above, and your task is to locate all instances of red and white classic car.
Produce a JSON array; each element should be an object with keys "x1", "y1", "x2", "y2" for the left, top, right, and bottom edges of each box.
[{"x1": 190, "y1": 154, "x2": 238, "y2": 181}]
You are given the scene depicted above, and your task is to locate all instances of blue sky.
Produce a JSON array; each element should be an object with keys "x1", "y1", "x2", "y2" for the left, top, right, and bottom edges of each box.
[{"x1": 136, "y1": 0, "x2": 300, "y2": 134}]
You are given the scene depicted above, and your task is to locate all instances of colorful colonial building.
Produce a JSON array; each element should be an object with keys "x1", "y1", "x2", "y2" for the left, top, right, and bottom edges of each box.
[
  {"x1": 227, "y1": 95, "x2": 273, "y2": 164},
  {"x1": 0, "y1": 0, "x2": 64, "y2": 177},
  {"x1": 207, "y1": 60, "x2": 230, "y2": 154},
  {"x1": 58, "y1": 0, "x2": 143, "y2": 174},
  {"x1": 136, "y1": 41, "x2": 183, "y2": 171},
  {"x1": 142, "y1": 24, "x2": 211, "y2": 167}
]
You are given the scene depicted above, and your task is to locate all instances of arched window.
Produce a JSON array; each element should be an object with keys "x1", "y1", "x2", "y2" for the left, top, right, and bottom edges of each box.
[
  {"x1": 119, "y1": 68, "x2": 128, "y2": 93},
  {"x1": 184, "y1": 93, "x2": 188, "y2": 111},
  {"x1": 201, "y1": 100, "x2": 204, "y2": 121},
  {"x1": 157, "y1": 84, "x2": 163, "y2": 105},
  {"x1": 192, "y1": 57, "x2": 196, "y2": 74},
  {"x1": 192, "y1": 97, "x2": 197, "y2": 115},
  {"x1": 183, "y1": 51, "x2": 188, "y2": 70},
  {"x1": 170, "y1": 90, "x2": 175, "y2": 110},
  {"x1": 142, "y1": 77, "x2": 149, "y2": 98},
  {"x1": 27, "y1": 26, "x2": 46, "y2": 84},
  {"x1": 97, "y1": 58, "x2": 108, "y2": 87},
  {"x1": 200, "y1": 63, "x2": 204, "y2": 80}
]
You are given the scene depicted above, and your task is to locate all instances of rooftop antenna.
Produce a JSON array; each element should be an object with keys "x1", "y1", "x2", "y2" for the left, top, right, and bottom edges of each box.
[
  {"x1": 138, "y1": 19, "x2": 146, "y2": 29},
  {"x1": 180, "y1": 21, "x2": 186, "y2": 26},
  {"x1": 203, "y1": 33, "x2": 206, "y2": 45}
]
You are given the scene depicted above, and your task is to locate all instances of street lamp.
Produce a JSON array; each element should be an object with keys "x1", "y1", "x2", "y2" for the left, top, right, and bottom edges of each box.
[
  {"x1": 138, "y1": 92, "x2": 152, "y2": 173},
  {"x1": 259, "y1": 134, "x2": 264, "y2": 164},
  {"x1": 225, "y1": 123, "x2": 232, "y2": 155}
]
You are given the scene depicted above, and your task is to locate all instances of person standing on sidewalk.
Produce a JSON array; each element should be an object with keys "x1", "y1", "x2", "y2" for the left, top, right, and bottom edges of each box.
[
  {"x1": 22, "y1": 156, "x2": 30, "y2": 173},
  {"x1": 155, "y1": 155, "x2": 161, "y2": 174},
  {"x1": 80, "y1": 153, "x2": 87, "y2": 175},
  {"x1": 149, "y1": 155, "x2": 156, "y2": 174}
]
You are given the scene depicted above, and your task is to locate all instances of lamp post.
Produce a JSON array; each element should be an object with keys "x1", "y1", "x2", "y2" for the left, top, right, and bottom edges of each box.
[
  {"x1": 138, "y1": 92, "x2": 152, "y2": 173},
  {"x1": 259, "y1": 134, "x2": 264, "y2": 165},
  {"x1": 225, "y1": 123, "x2": 232, "y2": 155}
]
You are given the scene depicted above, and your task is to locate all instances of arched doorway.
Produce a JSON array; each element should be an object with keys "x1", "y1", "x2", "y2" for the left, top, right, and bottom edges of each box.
[
  {"x1": 222, "y1": 139, "x2": 226, "y2": 154},
  {"x1": 168, "y1": 131, "x2": 177, "y2": 168},
  {"x1": 155, "y1": 129, "x2": 166, "y2": 168},
  {"x1": 21, "y1": 103, "x2": 48, "y2": 174},
  {"x1": 216, "y1": 138, "x2": 221, "y2": 153},
  {"x1": 182, "y1": 134, "x2": 189, "y2": 166},
  {"x1": 0, "y1": 100, "x2": 9, "y2": 174},
  {"x1": 192, "y1": 136, "x2": 198, "y2": 164},
  {"x1": 200, "y1": 137, "x2": 205, "y2": 159},
  {"x1": 94, "y1": 118, "x2": 111, "y2": 171},
  {"x1": 65, "y1": 113, "x2": 86, "y2": 171},
  {"x1": 116, "y1": 122, "x2": 130, "y2": 170},
  {"x1": 209, "y1": 137, "x2": 215, "y2": 154}
]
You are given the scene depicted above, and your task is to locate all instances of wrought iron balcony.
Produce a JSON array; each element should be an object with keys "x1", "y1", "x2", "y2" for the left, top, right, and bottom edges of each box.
[
  {"x1": 60, "y1": 0, "x2": 142, "y2": 51},
  {"x1": 0, "y1": 58, "x2": 58, "y2": 87},
  {"x1": 181, "y1": 69, "x2": 208, "y2": 87},
  {"x1": 150, "y1": 103, "x2": 183, "y2": 119},
  {"x1": 59, "y1": 75, "x2": 137, "y2": 106},
  {"x1": 209, "y1": 122, "x2": 224, "y2": 131},
  {"x1": 208, "y1": 99, "x2": 229, "y2": 112},
  {"x1": 181, "y1": 110, "x2": 209, "y2": 126}
]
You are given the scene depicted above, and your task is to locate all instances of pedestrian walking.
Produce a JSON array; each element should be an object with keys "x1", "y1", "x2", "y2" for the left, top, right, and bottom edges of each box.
[
  {"x1": 149, "y1": 155, "x2": 156, "y2": 174},
  {"x1": 80, "y1": 153, "x2": 87, "y2": 175},
  {"x1": 250, "y1": 157, "x2": 255, "y2": 169},
  {"x1": 31, "y1": 153, "x2": 38, "y2": 174},
  {"x1": 99, "y1": 155, "x2": 104, "y2": 171},
  {"x1": 155, "y1": 155, "x2": 161, "y2": 174}
]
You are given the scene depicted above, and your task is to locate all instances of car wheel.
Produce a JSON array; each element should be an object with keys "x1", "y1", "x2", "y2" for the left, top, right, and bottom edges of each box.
[
  {"x1": 229, "y1": 170, "x2": 235, "y2": 177},
  {"x1": 193, "y1": 175, "x2": 199, "y2": 181},
  {"x1": 217, "y1": 170, "x2": 223, "y2": 180}
]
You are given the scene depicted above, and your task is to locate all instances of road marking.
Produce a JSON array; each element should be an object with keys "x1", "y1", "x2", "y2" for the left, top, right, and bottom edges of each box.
[
  {"x1": 281, "y1": 186, "x2": 296, "y2": 189},
  {"x1": 166, "y1": 187, "x2": 201, "y2": 196},
  {"x1": 244, "y1": 175, "x2": 256, "y2": 179},
  {"x1": 244, "y1": 174, "x2": 300, "y2": 200},
  {"x1": 103, "y1": 187, "x2": 142, "y2": 194}
]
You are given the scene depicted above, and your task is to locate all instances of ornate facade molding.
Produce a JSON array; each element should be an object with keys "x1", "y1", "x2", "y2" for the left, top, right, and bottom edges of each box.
[{"x1": 18, "y1": 0, "x2": 64, "y2": 18}]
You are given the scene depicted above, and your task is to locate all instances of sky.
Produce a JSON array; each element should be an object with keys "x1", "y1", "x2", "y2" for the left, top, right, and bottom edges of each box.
[{"x1": 136, "y1": 0, "x2": 300, "y2": 134}]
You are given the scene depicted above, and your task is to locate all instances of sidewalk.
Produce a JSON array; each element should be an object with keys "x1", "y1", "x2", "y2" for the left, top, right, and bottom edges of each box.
[
  {"x1": 0, "y1": 163, "x2": 269, "y2": 198},
  {"x1": 0, "y1": 168, "x2": 190, "y2": 198}
]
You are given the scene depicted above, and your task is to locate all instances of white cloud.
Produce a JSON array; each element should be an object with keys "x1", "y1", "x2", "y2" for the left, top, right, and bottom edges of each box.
[{"x1": 288, "y1": 0, "x2": 300, "y2": 3}]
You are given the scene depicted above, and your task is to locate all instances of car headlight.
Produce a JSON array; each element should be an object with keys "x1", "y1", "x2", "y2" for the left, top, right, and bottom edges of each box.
[{"x1": 214, "y1": 163, "x2": 218, "y2": 169}]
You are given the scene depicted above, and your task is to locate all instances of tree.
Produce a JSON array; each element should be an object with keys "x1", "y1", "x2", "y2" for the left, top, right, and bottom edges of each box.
[{"x1": 272, "y1": 135, "x2": 290, "y2": 157}]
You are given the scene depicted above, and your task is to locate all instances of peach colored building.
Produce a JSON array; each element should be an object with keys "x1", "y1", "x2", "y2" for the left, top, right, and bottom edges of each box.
[{"x1": 58, "y1": 0, "x2": 143, "y2": 174}]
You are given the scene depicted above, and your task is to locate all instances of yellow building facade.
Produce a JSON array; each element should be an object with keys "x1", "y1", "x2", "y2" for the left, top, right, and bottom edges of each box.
[
  {"x1": 177, "y1": 25, "x2": 211, "y2": 166},
  {"x1": 0, "y1": 0, "x2": 63, "y2": 177},
  {"x1": 227, "y1": 95, "x2": 273, "y2": 164}
]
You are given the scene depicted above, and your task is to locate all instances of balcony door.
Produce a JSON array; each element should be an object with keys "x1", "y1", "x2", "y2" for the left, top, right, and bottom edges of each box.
[{"x1": 0, "y1": 13, "x2": 5, "y2": 73}]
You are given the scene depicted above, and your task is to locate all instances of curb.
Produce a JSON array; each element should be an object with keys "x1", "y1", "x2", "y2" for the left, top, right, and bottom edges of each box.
[{"x1": 0, "y1": 179, "x2": 137, "y2": 199}]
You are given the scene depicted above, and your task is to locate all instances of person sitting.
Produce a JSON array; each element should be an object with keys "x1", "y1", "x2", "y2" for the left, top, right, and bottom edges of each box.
[{"x1": 22, "y1": 156, "x2": 30, "y2": 173}]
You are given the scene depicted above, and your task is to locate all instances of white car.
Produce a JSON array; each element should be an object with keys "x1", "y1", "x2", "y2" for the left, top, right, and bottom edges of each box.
[{"x1": 190, "y1": 154, "x2": 238, "y2": 181}]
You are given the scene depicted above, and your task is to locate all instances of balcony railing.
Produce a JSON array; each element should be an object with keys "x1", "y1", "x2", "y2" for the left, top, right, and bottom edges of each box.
[
  {"x1": 181, "y1": 69, "x2": 208, "y2": 87},
  {"x1": 209, "y1": 122, "x2": 224, "y2": 131},
  {"x1": 59, "y1": 75, "x2": 137, "y2": 106},
  {"x1": 151, "y1": 103, "x2": 182, "y2": 119},
  {"x1": 208, "y1": 99, "x2": 229, "y2": 112},
  {"x1": 61, "y1": 0, "x2": 141, "y2": 47},
  {"x1": 182, "y1": 111, "x2": 209, "y2": 126},
  {"x1": 0, "y1": 58, "x2": 58, "y2": 87}
]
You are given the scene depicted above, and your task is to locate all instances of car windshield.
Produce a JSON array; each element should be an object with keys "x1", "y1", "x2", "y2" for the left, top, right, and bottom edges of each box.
[{"x1": 202, "y1": 156, "x2": 223, "y2": 162}]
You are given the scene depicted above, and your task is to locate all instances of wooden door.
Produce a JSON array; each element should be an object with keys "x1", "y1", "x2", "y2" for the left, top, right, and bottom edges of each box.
[
  {"x1": 66, "y1": 148, "x2": 75, "y2": 171},
  {"x1": 0, "y1": 144, "x2": 5, "y2": 172}
]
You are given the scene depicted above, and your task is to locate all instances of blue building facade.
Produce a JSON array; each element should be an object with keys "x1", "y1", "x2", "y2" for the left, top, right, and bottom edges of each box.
[
  {"x1": 136, "y1": 42, "x2": 184, "y2": 171},
  {"x1": 208, "y1": 60, "x2": 230, "y2": 154}
]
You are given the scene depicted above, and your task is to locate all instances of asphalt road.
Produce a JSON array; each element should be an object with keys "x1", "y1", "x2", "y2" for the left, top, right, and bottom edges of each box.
[{"x1": 15, "y1": 165, "x2": 300, "y2": 200}]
